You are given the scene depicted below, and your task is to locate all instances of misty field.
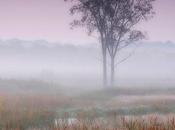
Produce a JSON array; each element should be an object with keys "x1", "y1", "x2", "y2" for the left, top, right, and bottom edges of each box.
[
  {"x1": 0, "y1": 0, "x2": 174, "y2": 129},
  {"x1": 0, "y1": 79, "x2": 175, "y2": 130}
]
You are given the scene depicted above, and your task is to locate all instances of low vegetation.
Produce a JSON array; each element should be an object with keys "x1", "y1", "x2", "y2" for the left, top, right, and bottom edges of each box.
[{"x1": 1, "y1": 80, "x2": 175, "y2": 129}]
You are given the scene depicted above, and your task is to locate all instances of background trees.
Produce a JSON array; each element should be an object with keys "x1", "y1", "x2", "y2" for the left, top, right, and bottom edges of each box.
[{"x1": 65, "y1": 0, "x2": 155, "y2": 87}]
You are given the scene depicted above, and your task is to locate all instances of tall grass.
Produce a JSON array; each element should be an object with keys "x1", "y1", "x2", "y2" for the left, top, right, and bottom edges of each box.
[
  {"x1": 1, "y1": 84, "x2": 175, "y2": 130},
  {"x1": 1, "y1": 96, "x2": 175, "y2": 130},
  {"x1": 0, "y1": 93, "x2": 68, "y2": 130}
]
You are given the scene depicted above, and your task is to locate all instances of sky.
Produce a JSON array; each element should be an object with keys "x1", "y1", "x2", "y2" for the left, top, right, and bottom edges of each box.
[{"x1": 0, "y1": 0, "x2": 174, "y2": 44}]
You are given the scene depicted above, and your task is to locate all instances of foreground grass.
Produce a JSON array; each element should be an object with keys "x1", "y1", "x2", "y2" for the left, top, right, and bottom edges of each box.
[
  {"x1": 1, "y1": 80, "x2": 175, "y2": 129},
  {"x1": 1, "y1": 94, "x2": 175, "y2": 130},
  {"x1": 2, "y1": 114, "x2": 175, "y2": 130}
]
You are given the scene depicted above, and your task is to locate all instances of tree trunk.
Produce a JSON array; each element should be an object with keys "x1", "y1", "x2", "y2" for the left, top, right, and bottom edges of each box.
[
  {"x1": 110, "y1": 56, "x2": 115, "y2": 87},
  {"x1": 102, "y1": 48, "x2": 107, "y2": 87}
]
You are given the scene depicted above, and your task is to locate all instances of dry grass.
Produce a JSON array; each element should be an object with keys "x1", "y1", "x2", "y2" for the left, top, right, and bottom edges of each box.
[
  {"x1": 50, "y1": 116, "x2": 175, "y2": 130},
  {"x1": 1, "y1": 85, "x2": 175, "y2": 130},
  {"x1": 1, "y1": 95, "x2": 175, "y2": 130},
  {"x1": 0, "y1": 93, "x2": 70, "y2": 130}
]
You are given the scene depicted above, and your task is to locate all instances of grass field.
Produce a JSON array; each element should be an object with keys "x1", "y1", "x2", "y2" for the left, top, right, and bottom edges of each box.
[{"x1": 0, "y1": 79, "x2": 175, "y2": 129}]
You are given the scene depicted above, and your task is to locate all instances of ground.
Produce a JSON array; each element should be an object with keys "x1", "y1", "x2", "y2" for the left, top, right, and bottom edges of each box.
[{"x1": 0, "y1": 79, "x2": 175, "y2": 129}]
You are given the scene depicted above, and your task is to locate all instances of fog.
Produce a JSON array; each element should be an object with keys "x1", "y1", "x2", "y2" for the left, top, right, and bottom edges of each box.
[{"x1": 0, "y1": 39, "x2": 174, "y2": 88}]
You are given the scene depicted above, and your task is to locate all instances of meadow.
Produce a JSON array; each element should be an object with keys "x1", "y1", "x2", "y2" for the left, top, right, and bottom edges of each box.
[{"x1": 0, "y1": 79, "x2": 175, "y2": 130}]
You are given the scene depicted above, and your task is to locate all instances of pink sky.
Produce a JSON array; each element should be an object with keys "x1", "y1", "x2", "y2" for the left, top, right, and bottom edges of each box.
[{"x1": 0, "y1": 0, "x2": 174, "y2": 44}]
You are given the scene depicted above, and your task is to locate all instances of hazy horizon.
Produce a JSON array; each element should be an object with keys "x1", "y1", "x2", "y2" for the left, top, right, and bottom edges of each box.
[{"x1": 0, "y1": 39, "x2": 174, "y2": 88}]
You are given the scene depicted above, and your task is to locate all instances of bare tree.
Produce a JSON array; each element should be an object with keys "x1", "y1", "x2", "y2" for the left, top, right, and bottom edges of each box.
[{"x1": 65, "y1": 0, "x2": 155, "y2": 87}]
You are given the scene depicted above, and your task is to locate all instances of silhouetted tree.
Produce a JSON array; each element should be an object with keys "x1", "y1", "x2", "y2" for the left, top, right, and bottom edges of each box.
[
  {"x1": 104, "y1": 0, "x2": 155, "y2": 86},
  {"x1": 65, "y1": 0, "x2": 155, "y2": 87},
  {"x1": 65, "y1": 0, "x2": 110, "y2": 87}
]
